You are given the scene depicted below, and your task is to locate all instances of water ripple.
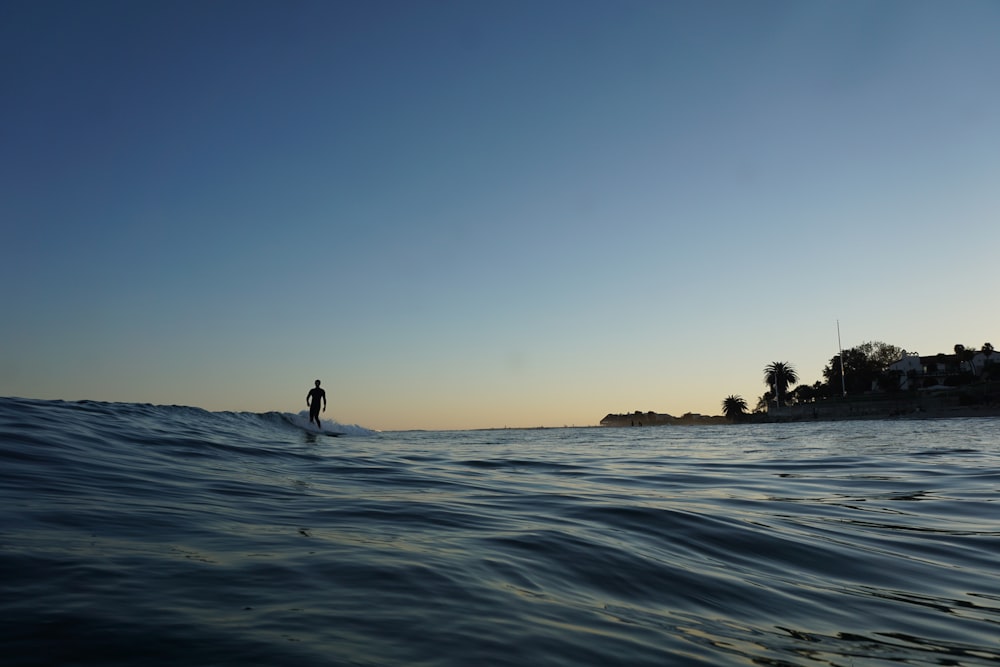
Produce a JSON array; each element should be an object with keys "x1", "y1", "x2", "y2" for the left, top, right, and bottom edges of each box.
[{"x1": 2, "y1": 399, "x2": 1000, "y2": 665}]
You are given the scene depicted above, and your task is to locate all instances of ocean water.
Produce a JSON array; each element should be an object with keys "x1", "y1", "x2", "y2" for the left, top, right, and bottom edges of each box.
[{"x1": 1, "y1": 397, "x2": 998, "y2": 667}]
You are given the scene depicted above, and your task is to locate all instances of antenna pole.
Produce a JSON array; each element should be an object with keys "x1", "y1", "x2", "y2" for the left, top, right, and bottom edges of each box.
[{"x1": 837, "y1": 320, "x2": 847, "y2": 397}]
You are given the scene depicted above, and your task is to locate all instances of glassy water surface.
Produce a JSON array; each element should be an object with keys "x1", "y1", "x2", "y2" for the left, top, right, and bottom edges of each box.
[{"x1": 1, "y1": 398, "x2": 998, "y2": 666}]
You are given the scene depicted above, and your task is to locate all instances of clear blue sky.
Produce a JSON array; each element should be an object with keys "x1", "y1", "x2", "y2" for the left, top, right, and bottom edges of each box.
[{"x1": 2, "y1": 0, "x2": 997, "y2": 430}]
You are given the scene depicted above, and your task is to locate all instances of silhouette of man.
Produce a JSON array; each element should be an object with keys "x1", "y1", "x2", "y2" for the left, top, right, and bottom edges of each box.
[{"x1": 307, "y1": 380, "x2": 326, "y2": 429}]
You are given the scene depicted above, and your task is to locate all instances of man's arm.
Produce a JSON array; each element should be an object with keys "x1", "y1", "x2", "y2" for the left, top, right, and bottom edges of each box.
[{"x1": 322, "y1": 391, "x2": 327, "y2": 410}]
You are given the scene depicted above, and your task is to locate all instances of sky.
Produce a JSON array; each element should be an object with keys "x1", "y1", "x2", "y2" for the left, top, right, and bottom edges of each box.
[{"x1": 2, "y1": 0, "x2": 998, "y2": 431}]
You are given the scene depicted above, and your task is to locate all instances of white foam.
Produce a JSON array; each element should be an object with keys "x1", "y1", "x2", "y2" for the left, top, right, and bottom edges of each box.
[{"x1": 290, "y1": 410, "x2": 378, "y2": 436}]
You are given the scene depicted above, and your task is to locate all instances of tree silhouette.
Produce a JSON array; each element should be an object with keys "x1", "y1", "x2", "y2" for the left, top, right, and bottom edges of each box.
[
  {"x1": 823, "y1": 341, "x2": 902, "y2": 395},
  {"x1": 722, "y1": 395, "x2": 748, "y2": 421},
  {"x1": 764, "y1": 362, "x2": 798, "y2": 407},
  {"x1": 982, "y1": 343, "x2": 996, "y2": 380}
]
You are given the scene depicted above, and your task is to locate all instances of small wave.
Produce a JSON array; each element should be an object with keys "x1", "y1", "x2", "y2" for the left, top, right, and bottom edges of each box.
[
  {"x1": 3, "y1": 398, "x2": 999, "y2": 667},
  {"x1": 277, "y1": 410, "x2": 378, "y2": 436}
]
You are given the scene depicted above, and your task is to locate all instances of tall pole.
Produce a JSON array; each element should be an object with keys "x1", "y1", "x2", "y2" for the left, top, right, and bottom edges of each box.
[{"x1": 837, "y1": 320, "x2": 847, "y2": 397}]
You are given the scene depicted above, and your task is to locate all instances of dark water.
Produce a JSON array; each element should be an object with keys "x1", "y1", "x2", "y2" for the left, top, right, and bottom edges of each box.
[{"x1": 2, "y1": 397, "x2": 999, "y2": 666}]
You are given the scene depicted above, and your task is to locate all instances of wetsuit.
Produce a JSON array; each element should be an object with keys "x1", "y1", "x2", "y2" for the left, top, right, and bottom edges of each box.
[{"x1": 308, "y1": 387, "x2": 326, "y2": 419}]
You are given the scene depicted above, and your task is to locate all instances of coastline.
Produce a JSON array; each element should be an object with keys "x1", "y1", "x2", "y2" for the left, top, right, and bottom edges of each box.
[
  {"x1": 600, "y1": 393, "x2": 1000, "y2": 427},
  {"x1": 762, "y1": 403, "x2": 1000, "y2": 424}
]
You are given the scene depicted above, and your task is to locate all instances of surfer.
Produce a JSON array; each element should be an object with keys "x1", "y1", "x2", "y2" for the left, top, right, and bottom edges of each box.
[{"x1": 306, "y1": 380, "x2": 326, "y2": 429}]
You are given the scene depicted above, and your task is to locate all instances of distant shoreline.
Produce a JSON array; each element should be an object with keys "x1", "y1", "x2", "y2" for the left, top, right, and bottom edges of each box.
[
  {"x1": 760, "y1": 404, "x2": 1000, "y2": 424},
  {"x1": 600, "y1": 395, "x2": 1000, "y2": 427}
]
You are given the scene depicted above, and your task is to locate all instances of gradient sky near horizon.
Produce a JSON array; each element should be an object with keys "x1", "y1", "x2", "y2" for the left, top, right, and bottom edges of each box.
[{"x1": 2, "y1": 0, "x2": 997, "y2": 430}]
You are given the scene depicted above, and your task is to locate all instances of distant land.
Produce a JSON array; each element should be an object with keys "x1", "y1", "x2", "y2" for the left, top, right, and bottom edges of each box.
[
  {"x1": 600, "y1": 411, "x2": 729, "y2": 427},
  {"x1": 600, "y1": 390, "x2": 1000, "y2": 427},
  {"x1": 601, "y1": 341, "x2": 999, "y2": 427}
]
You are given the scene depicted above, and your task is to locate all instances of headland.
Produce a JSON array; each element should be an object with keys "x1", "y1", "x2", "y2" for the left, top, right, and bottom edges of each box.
[{"x1": 601, "y1": 385, "x2": 1000, "y2": 427}]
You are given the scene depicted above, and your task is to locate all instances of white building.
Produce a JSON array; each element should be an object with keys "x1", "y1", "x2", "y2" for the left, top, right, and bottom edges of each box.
[
  {"x1": 887, "y1": 352, "x2": 922, "y2": 390},
  {"x1": 887, "y1": 348, "x2": 996, "y2": 391}
]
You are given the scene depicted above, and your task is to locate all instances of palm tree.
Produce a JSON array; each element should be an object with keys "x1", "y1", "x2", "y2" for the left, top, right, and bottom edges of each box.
[
  {"x1": 722, "y1": 395, "x2": 748, "y2": 422},
  {"x1": 764, "y1": 361, "x2": 798, "y2": 407},
  {"x1": 983, "y1": 343, "x2": 996, "y2": 380}
]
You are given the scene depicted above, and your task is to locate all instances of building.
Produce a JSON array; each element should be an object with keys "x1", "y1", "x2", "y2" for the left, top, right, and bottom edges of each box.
[{"x1": 887, "y1": 348, "x2": 996, "y2": 391}]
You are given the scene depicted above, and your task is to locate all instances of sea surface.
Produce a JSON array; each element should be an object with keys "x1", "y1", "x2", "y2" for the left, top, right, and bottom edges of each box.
[{"x1": 1, "y1": 397, "x2": 999, "y2": 666}]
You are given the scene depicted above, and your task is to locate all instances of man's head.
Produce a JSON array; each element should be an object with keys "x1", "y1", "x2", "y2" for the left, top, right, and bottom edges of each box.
[{"x1": 315, "y1": 380, "x2": 321, "y2": 387}]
